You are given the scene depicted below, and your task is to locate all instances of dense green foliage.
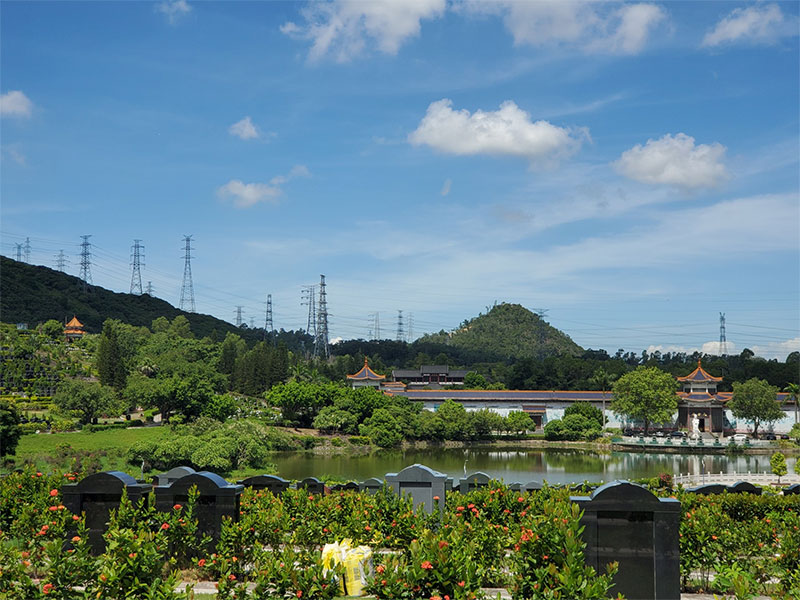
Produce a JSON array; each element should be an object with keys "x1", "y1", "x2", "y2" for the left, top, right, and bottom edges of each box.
[
  {"x1": 730, "y1": 378, "x2": 784, "y2": 438},
  {"x1": 0, "y1": 399, "x2": 22, "y2": 456},
  {"x1": 419, "y1": 303, "x2": 583, "y2": 359},
  {"x1": 52, "y1": 379, "x2": 122, "y2": 426}
]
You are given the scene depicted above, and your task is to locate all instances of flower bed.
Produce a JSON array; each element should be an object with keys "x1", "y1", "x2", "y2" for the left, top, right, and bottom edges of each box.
[{"x1": 1, "y1": 466, "x2": 798, "y2": 599}]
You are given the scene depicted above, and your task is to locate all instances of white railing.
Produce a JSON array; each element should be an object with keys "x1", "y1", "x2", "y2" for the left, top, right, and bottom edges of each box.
[{"x1": 674, "y1": 471, "x2": 800, "y2": 485}]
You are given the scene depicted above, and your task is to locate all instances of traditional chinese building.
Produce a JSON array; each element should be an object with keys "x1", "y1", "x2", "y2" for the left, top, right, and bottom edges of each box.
[
  {"x1": 676, "y1": 360, "x2": 730, "y2": 433},
  {"x1": 64, "y1": 316, "x2": 86, "y2": 342},
  {"x1": 346, "y1": 358, "x2": 385, "y2": 389},
  {"x1": 391, "y1": 365, "x2": 470, "y2": 389}
]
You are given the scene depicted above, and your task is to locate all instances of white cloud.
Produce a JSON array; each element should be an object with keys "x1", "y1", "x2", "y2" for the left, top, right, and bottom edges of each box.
[
  {"x1": 281, "y1": 0, "x2": 446, "y2": 62},
  {"x1": 228, "y1": 116, "x2": 260, "y2": 140},
  {"x1": 0, "y1": 90, "x2": 33, "y2": 118},
  {"x1": 217, "y1": 165, "x2": 310, "y2": 208},
  {"x1": 157, "y1": 0, "x2": 191, "y2": 24},
  {"x1": 750, "y1": 338, "x2": 800, "y2": 361},
  {"x1": 701, "y1": 341, "x2": 737, "y2": 356},
  {"x1": 1, "y1": 146, "x2": 27, "y2": 166},
  {"x1": 460, "y1": 1, "x2": 665, "y2": 55},
  {"x1": 440, "y1": 178, "x2": 452, "y2": 196},
  {"x1": 409, "y1": 99, "x2": 587, "y2": 167},
  {"x1": 702, "y1": 3, "x2": 795, "y2": 47},
  {"x1": 613, "y1": 133, "x2": 727, "y2": 188}
]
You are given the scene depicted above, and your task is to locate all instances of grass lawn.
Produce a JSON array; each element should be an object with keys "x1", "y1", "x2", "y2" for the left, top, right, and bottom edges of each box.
[{"x1": 15, "y1": 426, "x2": 172, "y2": 474}]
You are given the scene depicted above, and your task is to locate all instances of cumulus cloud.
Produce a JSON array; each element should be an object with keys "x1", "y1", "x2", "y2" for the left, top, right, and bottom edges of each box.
[
  {"x1": 157, "y1": 0, "x2": 191, "y2": 24},
  {"x1": 440, "y1": 178, "x2": 452, "y2": 196},
  {"x1": 229, "y1": 116, "x2": 260, "y2": 140},
  {"x1": 750, "y1": 338, "x2": 800, "y2": 361},
  {"x1": 0, "y1": 90, "x2": 33, "y2": 118},
  {"x1": 613, "y1": 133, "x2": 727, "y2": 188},
  {"x1": 460, "y1": 1, "x2": 665, "y2": 55},
  {"x1": 702, "y1": 3, "x2": 795, "y2": 47},
  {"x1": 281, "y1": 0, "x2": 446, "y2": 62},
  {"x1": 217, "y1": 165, "x2": 310, "y2": 208},
  {"x1": 701, "y1": 341, "x2": 737, "y2": 356},
  {"x1": 409, "y1": 99, "x2": 587, "y2": 167}
]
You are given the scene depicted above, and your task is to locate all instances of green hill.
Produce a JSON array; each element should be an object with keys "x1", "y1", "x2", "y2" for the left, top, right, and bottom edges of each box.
[
  {"x1": 418, "y1": 303, "x2": 582, "y2": 359},
  {"x1": 0, "y1": 256, "x2": 267, "y2": 342}
]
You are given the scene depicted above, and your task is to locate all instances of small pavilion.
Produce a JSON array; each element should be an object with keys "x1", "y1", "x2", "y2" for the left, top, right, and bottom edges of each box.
[
  {"x1": 64, "y1": 316, "x2": 86, "y2": 342},
  {"x1": 676, "y1": 361, "x2": 730, "y2": 433},
  {"x1": 346, "y1": 358, "x2": 385, "y2": 389}
]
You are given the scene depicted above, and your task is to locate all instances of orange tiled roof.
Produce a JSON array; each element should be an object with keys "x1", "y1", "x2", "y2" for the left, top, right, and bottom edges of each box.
[
  {"x1": 65, "y1": 316, "x2": 84, "y2": 330},
  {"x1": 676, "y1": 360, "x2": 723, "y2": 383},
  {"x1": 346, "y1": 358, "x2": 385, "y2": 381}
]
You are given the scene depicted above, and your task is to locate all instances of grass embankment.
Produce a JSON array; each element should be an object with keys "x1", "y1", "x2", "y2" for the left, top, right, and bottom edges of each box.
[{"x1": 15, "y1": 426, "x2": 171, "y2": 474}]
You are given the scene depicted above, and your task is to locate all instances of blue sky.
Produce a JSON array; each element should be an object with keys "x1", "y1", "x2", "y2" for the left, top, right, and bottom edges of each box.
[{"x1": 2, "y1": 1, "x2": 798, "y2": 359}]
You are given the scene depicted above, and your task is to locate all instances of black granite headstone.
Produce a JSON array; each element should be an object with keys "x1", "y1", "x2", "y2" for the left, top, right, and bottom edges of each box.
[
  {"x1": 238, "y1": 474, "x2": 290, "y2": 495},
  {"x1": 783, "y1": 483, "x2": 800, "y2": 495},
  {"x1": 154, "y1": 471, "x2": 243, "y2": 540},
  {"x1": 727, "y1": 481, "x2": 762, "y2": 495},
  {"x1": 385, "y1": 464, "x2": 447, "y2": 517},
  {"x1": 571, "y1": 480, "x2": 680, "y2": 600},
  {"x1": 330, "y1": 481, "x2": 359, "y2": 492},
  {"x1": 359, "y1": 477, "x2": 384, "y2": 494},
  {"x1": 62, "y1": 471, "x2": 152, "y2": 553},
  {"x1": 152, "y1": 466, "x2": 196, "y2": 487},
  {"x1": 297, "y1": 477, "x2": 326, "y2": 494},
  {"x1": 686, "y1": 483, "x2": 728, "y2": 495}
]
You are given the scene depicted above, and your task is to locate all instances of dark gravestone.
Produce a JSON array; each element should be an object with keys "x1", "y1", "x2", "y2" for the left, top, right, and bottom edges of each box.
[
  {"x1": 783, "y1": 483, "x2": 800, "y2": 495},
  {"x1": 445, "y1": 477, "x2": 455, "y2": 492},
  {"x1": 238, "y1": 474, "x2": 290, "y2": 495},
  {"x1": 154, "y1": 472, "x2": 243, "y2": 541},
  {"x1": 458, "y1": 472, "x2": 491, "y2": 494},
  {"x1": 330, "y1": 481, "x2": 359, "y2": 492},
  {"x1": 62, "y1": 471, "x2": 152, "y2": 553},
  {"x1": 297, "y1": 477, "x2": 325, "y2": 494},
  {"x1": 572, "y1": 480, "x2": 680, "y2": 600},
  {"x1": 523, "y1": 481, "x2": 543, "y2": 493},
  {"x1": 727, "y1": 481, "x2": 762, "y2": 495},
  {"x1": 152, "y1": 466, "x2": 196, "y2": 487},
  {"x1": 508, "y1": 482, "x2": 523, "y2": 492},
  {"x1": 385, "y1": 464, "x2": 446, "y2": 517},
  {"x1": 359, "y1": 478, "x2": 384, "y2": 494},
  {"x1": 686, "y1": 483, "x2": 728, "y2": 495}
]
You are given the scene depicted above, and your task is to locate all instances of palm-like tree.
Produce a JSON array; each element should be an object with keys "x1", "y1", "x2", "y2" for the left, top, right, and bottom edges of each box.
[
  {"x1": 785, "y1": 382, "x2": 800, "y2": 424},
  {"x1": 591, "y1": 369, "x2": 617, "y2": 430}
]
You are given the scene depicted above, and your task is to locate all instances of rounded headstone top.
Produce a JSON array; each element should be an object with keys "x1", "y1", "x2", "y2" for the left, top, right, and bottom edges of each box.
[
  {"x1": 584, "y1": 480, "x2": 661, "y2": 504},
  {"x1": 168, "y1": 471, "x2": 233, "y2": 491},
  {"x1": 75, "y1": 471, "x2": 140, "y2": 491}
]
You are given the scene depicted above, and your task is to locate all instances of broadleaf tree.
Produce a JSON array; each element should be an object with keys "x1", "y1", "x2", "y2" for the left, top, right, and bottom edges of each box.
[
  {"x1": 611, "y1": 366, "x2": 678, "y2": 435},
  {"x1": 729, "y1": 378, "x2": 783, "y2": 438}
]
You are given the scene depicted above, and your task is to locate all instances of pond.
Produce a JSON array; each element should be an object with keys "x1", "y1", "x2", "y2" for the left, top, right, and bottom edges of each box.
[{"x1": 269, "y1": 446, "x2": 798, "y2": 485}]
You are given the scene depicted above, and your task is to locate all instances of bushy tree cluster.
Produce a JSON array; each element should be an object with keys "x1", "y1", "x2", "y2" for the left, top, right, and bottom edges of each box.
[{"x1": 542, "y1": 402, "x2": 603, "y2": 441}]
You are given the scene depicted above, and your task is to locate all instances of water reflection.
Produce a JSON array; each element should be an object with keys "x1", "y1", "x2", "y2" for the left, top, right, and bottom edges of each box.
[{"x1": 269, "y1": 447, "x2": 797, "y2": 486}]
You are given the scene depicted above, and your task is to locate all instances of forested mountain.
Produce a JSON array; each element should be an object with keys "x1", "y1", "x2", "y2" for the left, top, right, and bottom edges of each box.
[
  {"x1": 419, "y1": 303, "x2": 583, "y2": 360},
  {"x1": 0, "y1": 256, "x2": 309, "y2": 348}
]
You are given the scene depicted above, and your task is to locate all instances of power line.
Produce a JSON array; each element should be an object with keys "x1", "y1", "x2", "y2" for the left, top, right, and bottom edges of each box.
[
  {"x1": 78, "y1": 235, "x2": 93, "y2": 291},
  {"x1": 14, "y1": 243, "x2": 23, "y2": 262},
  {"x1": 145, "y1": 281, "x2": 154, "y2": 296},
  {"x1": 179, "y1": 235, "x2": 195, "y2": 313},
  {"x1": 130, "y1": 239, "x2": 144, "y2": 295},
  {"x1": 407, "y1": 312, "x2": 414, "y2": 342},
  {"x1": 23, "y1": 237, "x2": 31, "y2": 263},
  {"x1": 234, "y1": 305, "x2": 244, "y2": 327},
  {"x1": 301, "y1": 285, "x2": 317, "y2": 339},
  {"x1": 368, "y1": 312, "x2": 380, "y2": 341},
  {"x1": 396, "y1": 310, "x2": 404, "y2": 342}
]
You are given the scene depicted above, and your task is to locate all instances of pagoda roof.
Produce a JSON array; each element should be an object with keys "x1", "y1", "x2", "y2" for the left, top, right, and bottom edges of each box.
[
  {"x1": 347, "y1": 358, "x2": 385, "y2": 381},
  {"x1": 677, "y1": 360, "x2": 722, "y2": 383},
  {"x1": 65, "y1": 316, "x2": 84, "y2": 329},
  {"x1": 677, "y1": 391, "x2": 731, "y2": 404}
]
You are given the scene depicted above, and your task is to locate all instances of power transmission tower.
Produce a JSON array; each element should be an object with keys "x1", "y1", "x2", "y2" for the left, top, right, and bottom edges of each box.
[
  {"x1": 264, "y1": 294, "x2": 274, "y2": 342},
  {"x1": 23, "y1": 237, "x2": 31, "y2": 263},
  {"x1": 78, "y1": 235, "x2": 93, "y2": 291},
  {"x1": 179, "y1": 235, "x2": 195, "y2": 313},
  {"x1": 407, "y1": 313, "x2": 414, "y2": 342},
  {"x1": 533, "y1": 308, "x2": 549, "y2": 357},
  {"x1": 396, "y1": 310, "x2": 404, "y2": 342},
  {"x1": 234, "y1": 306, "x2": 244, "y2": 327},
  {"x1": 130, "y1": 239, "x2": 144, "y2": 295},
  {"x1": 316, "y1": 274, "x2": 330, "y2": 359},
  {"x1": 145, "y1": 281, "x2": 154, "y2": 296},
  {"x1": 54, "y1": 250, "x2": 68, "y2": 272},
  {"x1": 301, "y1": 285, "x2": 317, "y2": 338},
  {"x1": 719, "y1": 312, "x2": 728, "y2": 356},
  {"x1": 368, "y1": 312, "x2": 380, "y2": 341},
  {"x1": 14, "y1": 243, "x2": 23, "y2": 262}
]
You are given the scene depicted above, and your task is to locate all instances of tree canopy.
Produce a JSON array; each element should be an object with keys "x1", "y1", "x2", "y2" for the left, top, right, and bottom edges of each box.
[
  {"x1": 730, "y1": 378, "x2": 783, "y2": 438},
  {"x1": 611, "y1": 366, "x2": 678, "y2": 434}
]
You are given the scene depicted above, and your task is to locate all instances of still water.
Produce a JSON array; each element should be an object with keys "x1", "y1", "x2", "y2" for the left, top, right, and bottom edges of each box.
[{"x1": 270, "y1": 447, "x2": 798, "y2": 485}]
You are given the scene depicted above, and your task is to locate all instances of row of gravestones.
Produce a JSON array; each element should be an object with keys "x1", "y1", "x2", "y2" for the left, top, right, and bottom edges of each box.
[{"x1": 60, "y1": 463, "x2": 800, "y2": 600}]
